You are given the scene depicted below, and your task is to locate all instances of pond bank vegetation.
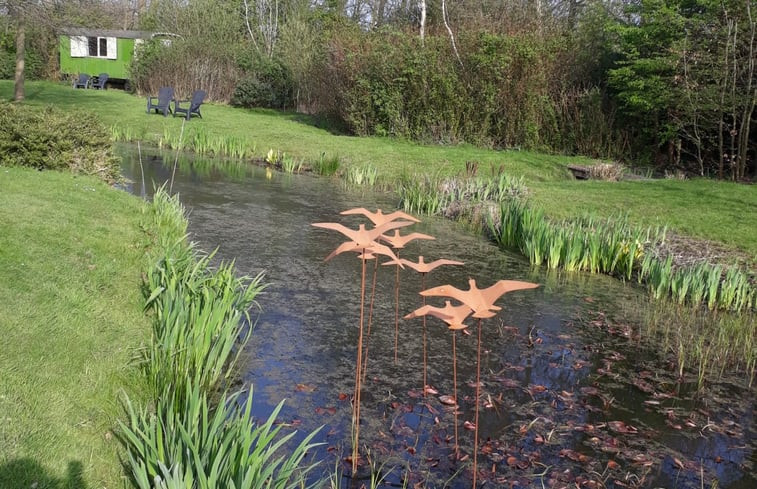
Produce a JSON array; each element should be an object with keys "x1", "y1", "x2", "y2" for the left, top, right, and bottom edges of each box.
[{"x1": 119, "y1": 189, "x2": 323, "y2": 488}]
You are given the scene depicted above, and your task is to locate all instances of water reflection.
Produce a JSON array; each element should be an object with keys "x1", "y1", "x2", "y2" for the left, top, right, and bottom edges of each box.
[{"x1": 119, "y1": 145, "x2": 755, "y2": 489}]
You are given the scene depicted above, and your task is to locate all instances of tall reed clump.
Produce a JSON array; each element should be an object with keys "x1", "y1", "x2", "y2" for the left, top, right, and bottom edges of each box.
[
  {"x1": 488, "y1": 199, "x2": 756, "y2": 312},
  {"x1": 311, "y1": 153, "x2": 341, "y2": 176},
  {"x1": 639, "y1": 256, "x2": 756, "y2": 312},
  {"x1": 397, "y1": 173, "x2": 528, "y2": 218},
  {"x1": 344, "y1": 164, "x2": 379, "y2": 186},
  {"x1": 487, "y1": 201, "x2": 659, "y2": 279},
  {"x1": 119, "y1": 188, "x2": 322, "y2": 488},
  {"x1": 640, "y1": 300, "x2": 756, "y2": 388}
]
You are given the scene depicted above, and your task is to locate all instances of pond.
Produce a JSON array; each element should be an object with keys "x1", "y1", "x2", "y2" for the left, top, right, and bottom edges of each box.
[{"x1": 119, "y1": 145, "x2": 755, "y2": 489}]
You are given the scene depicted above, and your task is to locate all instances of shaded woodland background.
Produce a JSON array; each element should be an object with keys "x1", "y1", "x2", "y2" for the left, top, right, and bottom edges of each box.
[{"x1": 1, "y1": 0, "x2": 754, "y2": 178}]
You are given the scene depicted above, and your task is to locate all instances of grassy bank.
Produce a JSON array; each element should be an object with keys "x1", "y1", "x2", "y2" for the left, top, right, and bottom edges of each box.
[
  {"x1": 0, "y1": 167, "x2": 151, "y2": 488},
  {"x1": 2, "y1": 81, "x2": 755, "y2": 260}
]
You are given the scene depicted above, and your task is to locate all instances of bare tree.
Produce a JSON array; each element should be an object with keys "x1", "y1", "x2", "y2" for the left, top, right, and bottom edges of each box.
[
  {"x1": 441, "y1": 0, "x2": 461, "y2": 66},
  {"x1": 419, "y1": 0, "x2": 425, "y2": 44}
]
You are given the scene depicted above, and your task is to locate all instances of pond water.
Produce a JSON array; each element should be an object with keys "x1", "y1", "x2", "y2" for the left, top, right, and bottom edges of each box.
[{"x1": 119, "y1": 146, "x2": 755, "y2": 489}]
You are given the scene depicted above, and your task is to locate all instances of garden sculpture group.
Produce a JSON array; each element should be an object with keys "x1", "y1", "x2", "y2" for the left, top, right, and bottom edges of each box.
[{"x1": 312, "y1": 208, "x2": 539, "y2": 487}]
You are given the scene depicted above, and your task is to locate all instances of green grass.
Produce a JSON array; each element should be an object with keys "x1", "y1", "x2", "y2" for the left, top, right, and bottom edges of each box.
[
  {"x1": 0, "y1": 166, "x2": 151, "y2": 488},
  {"x1": 530, "y1": 179, "x2": 757, "y2": 260},
  {"x1": 1, "y1": 81, "x2": 581, "y2": 182},
  {"x1": 3, "y1": 80, "x2": 756, "y2": 258}
]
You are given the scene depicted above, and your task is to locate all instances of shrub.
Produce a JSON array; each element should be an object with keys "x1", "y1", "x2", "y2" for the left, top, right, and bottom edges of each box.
[
  {"x1": 232, "y1": 54, "x2": 294, "y2": 109},
  {"x1": 0, "y1": 103, "x2": 120, "y2": 182}
]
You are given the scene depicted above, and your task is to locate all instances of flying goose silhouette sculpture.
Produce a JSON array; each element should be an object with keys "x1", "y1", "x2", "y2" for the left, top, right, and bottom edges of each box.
[
  {"x1": 421, "y1": 277, "x2": 539, "y2": 488},
  {"x1": 340, "y1": 207, "x2": 420, "y2": 225},
  {"x1": 405, "y1": 300, "x2": 473, "y2": 453},
  {"x1": 390, "y1": 256, "x2": 464, "y2": 395},
  {"x1": 378, "y1": 229, "x2": 435, "y2": 363},
  {"x1": 420, "y1": 278, "x2": 540, "y2": 318}
]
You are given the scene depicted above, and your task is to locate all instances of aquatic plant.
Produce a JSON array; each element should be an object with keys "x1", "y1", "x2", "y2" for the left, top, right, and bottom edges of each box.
[
  {"x1": 312, "y1": 153, "x2": 341, "y2": 176},
  {"x1": 142, "y1": 240, "x2": 266, "y2": 403},
  {"x1": 280, "y1": 154, "x2": 304, "y2": 174},
  {"x1": 345, "y1": 164, "x2": 379, "y2": 186},
  {"x1": 126, "y1": 188, "x2": 325, "y2": 488},
  {"x1": 119, "y1": 385, "x2": 322, "y2": 489}
]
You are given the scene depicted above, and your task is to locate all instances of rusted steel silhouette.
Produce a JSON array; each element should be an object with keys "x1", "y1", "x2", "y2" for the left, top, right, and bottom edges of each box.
[
  {"x1": 393, "y1": 256, "x2": 464, "y2": 395},
  {"x1": 405, "y1": 301, "x2": 473, "y2": 454},
  {"x1": 421, "y1": 278, "x2": 539, "y2": 318},
  {"x1": 312, "y1": 219, "x2": 412, "y2": 474},
  {"x1": 379, "y1": 230, "x2": 435, "y2": 364},
  {"x1": 341, "y1": 207, "x2": 420, "y2": 225},
  {"x1": 421, "y1": 278, "x2": 539, "y2": 488}
]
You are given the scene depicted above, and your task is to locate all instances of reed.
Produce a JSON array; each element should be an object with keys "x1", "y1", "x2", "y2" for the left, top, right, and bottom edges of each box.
[
  {"x1": 142, "y1": 240, "x2": 266, "y2": 402},
  {"x1": 119, "y1": 384, "x2": 321, "y2": 489},
  {"x1": 487, "y1": 199, "x2": 756, "y2": 312},
  {"x1": 344, "y1": 164, "x2": 379, "y2": 186},
  {"x1": 397, "y1": 173, "x2": 528, "y2": 218},
  {"x1": 640, "y1": 300, "x2": 755, "y2": 388},
  {"x1": 311, "y1": 153, "x2": 341, "y2": 176},
  {"x1": 280, "y1": 154, "x2": 305, "y2": 174},
  {"x1": 120, "y1": 188, "x2": 323, "y2": 488}
]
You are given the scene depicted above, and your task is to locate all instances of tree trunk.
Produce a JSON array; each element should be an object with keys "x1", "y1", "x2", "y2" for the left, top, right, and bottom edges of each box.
[
  {"x1": 14, "y1": 14, "x2": 25, "y2": 102},
  {"x1": 419, "y1": 0, "x2": 426, "y2": 44}
]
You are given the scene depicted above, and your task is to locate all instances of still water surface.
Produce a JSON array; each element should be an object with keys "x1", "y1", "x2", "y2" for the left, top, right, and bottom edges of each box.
[{"x1": 120, "y1": 146, "x2": 755, "y2": 489}]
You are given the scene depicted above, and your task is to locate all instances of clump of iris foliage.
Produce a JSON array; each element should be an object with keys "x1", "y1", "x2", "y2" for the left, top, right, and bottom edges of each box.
[
  {"x1": 119, "y1": 188, "x2": 322, "y2": 489},
  {"x1": 396, "y1": 174, "x2": 755, "y2": 313},
  {"x1": 0, "y1": 103, "x2": 121, "y2": 182}
]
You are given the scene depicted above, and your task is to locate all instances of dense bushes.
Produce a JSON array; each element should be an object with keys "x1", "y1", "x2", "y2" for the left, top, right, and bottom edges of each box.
[
  {"x1": 130, "y1": 38, "x2": 240, "y2": 101},
  {"x1": 0, "y1": 103, "x2": 120, "y2": 182},
  {"x1": 307, "y1": 29, "x2": 619, "y2": 155},
  {"x1": 231, "y1": 53, "x2": 294, "y2": 109}
]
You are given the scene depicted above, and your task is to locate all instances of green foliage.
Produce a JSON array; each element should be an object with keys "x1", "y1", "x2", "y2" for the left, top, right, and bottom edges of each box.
[
  {"x1": 0, "y1": 103, "x2": 120, "y2": 182},
  {"x1": 311, "y1": 152, "x2": 340, "y2": 176},
  {"x1": 232, "y1": 53, "x2": 294, "y2": 109},
  {"x1": 344, "y1": 164, "x2": 378, "y2": 186},
  {"x1": 120, "y1": 385, "x2": 322, "y2": 489},
  {"x1": 141, "y1": 192, "x2": 266, "y2": 404},
  {"x1": 488, "y1": 203, "x2": 662, "y2": 280},
  {"x1": 123, "y1": 189, "x2": 323, "y2": 489}
]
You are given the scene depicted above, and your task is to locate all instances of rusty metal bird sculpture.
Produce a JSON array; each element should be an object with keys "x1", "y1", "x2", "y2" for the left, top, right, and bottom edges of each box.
[
  {"x1": 390, "y1": 256, "x2": 464, "y2": 395},
  {"x1": 311, "y1": 220, "x2": 414, "y2": 248},
  {"x1": 422, "y1": 277, "x2": 539, "y2": 488},
  {"x1": 405, "y1": 300, "x2": 473, "y2": 453},
  {"x1": 420, "y1": 278, "x2": 540, "y2": 318},
  {"x1": 340, "y1": 207, "x2": 420, "y2": 225}
]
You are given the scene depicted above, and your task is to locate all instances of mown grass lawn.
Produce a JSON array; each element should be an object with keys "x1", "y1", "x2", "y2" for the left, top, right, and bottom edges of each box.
[
  {"x1": 3, "y1": 80, "x2": 755, "y2": 259},
  {"x1": 0, "y1": 167, "x2": 150, "y2": 488}
]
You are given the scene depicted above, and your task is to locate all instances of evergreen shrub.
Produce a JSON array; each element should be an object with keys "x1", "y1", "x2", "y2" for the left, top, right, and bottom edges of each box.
[
  {"x1": 0, "y1": 103, "x2": 120, "y2": 182},
  {"x1": 232, "y1": 54, "x2": 294, "y2": 109}
]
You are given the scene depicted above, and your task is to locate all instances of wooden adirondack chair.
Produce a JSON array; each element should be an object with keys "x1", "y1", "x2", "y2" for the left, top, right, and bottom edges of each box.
[
  {"x1": 146, "y1": 87, "x2": 174, "y2": 116},
  {"x1": 173, "y1": 90, "x2": 206, "y2": 120}
]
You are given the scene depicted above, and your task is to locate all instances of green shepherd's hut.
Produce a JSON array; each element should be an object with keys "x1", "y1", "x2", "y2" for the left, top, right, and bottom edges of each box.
[{"x1": 58, "y1": 28, "x2": 169, "y2": 89}]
